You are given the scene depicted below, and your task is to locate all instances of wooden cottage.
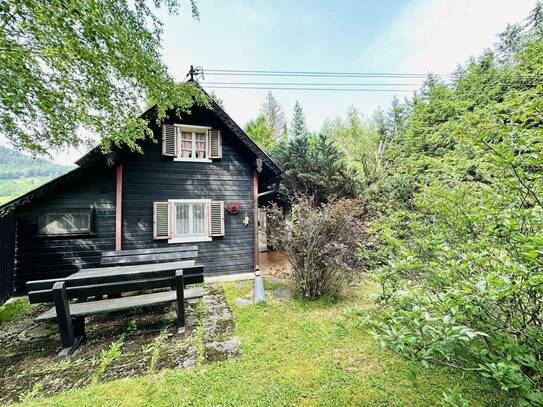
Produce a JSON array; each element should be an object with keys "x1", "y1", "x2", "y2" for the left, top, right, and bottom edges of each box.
[{"x1": 0, "y1": 97, "x2": 281, "y2": 297}]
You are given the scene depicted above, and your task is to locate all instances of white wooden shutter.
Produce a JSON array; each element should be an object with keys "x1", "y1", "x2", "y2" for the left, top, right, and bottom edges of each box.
[
  {"x1": 153, "y1": 201, "x2": 171, "y2": 239},
  {"x1": 208, "y1": 129, "x2": 222, "y2": 159},
  {"x1": 162, "y1": 124, "x2": 177, "y2": 157},
  {"x1": 208, "y1": 201, "x2": 224, "y2": 237}
]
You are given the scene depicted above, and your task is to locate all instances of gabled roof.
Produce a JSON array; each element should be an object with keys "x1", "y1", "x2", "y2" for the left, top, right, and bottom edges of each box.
[{"x1": 0, "y1": 87, "x2": 281, "y2": 216}]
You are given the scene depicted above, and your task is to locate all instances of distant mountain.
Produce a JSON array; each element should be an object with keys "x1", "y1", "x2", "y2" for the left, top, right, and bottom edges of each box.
[
  {"x1": 0, "y1": 146, "x2": 74, "y2": 204},
  {"x1": 0, "y1": 146, "x2": 73, "y2": 179}
]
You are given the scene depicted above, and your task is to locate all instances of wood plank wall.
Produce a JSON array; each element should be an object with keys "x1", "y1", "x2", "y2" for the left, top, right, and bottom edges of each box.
[
  {"x1": 12, "y1": 106, "x2": 257, "y2": 291},
  {"x1": 0, "y1": 211, "x2": 15, "y2": 304}
]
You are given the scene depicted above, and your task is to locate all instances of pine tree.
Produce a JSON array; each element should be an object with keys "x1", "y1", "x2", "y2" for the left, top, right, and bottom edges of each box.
[
  {"x1": 289, "y1": 100, "x2": 307, "y2": 139},
  {"x1": 260, "y1": 91, "x2": 285, "y2": 141}
]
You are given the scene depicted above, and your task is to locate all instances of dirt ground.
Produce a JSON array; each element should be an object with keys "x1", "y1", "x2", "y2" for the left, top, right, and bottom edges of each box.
[
  {"x1": 0, "y1": 286, "x2": 240, "y2": 404},
  {"x1": 259, "y1": 250, "x2": 290, "y2": 277}
]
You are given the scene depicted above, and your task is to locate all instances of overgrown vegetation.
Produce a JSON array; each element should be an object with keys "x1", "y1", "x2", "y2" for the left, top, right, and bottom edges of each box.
[
  {"x1": 344, "y1": 5, "x2": 543, "y2": 405},
  {"x1": 91, "y1": 338, "x2": 124, "y2": 383},
  {"x1": 246, "y1": 5, "x2": 543, "y2": 404},
  {"x1": 268, "y1": 198, "x2": 364, "y2": 300}
]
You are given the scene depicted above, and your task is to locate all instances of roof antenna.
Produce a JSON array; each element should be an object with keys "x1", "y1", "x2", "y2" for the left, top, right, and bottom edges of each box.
[{"x1": 187, "y1": 65, "x2": 204, "y2": 83}]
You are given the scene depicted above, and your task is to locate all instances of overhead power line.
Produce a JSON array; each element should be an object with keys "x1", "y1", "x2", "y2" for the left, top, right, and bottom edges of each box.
[
  {"x1": 202, "y1": 85, "x2": 417, "y2": 92},
  {"x1": 203, "y1": 81, "x2": 424, "y2": 86},
  {"x1": 204, "y1": 68, "x2": 453, "y2": 78},
  {"x1": 203, "y1": 68, "x2": 543, "y2": 80},
  {"x1": 199, "y1": 68, "x2": 543, "y2": 93}
]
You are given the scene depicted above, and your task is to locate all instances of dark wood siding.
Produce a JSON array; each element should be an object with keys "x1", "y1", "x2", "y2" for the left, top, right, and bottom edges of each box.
[
  {"x1": 0, "y1": 211, "x2": 15, "y2": 304},
  {"x1": 121, "y1": 115, "x2": 255, "y2": 275},
  {"x1": 13, "y1": 166, "x2": 115, "y2": 292},
  {"x1": 12, "y1": 106, "x2": 256, "y2": 292}
]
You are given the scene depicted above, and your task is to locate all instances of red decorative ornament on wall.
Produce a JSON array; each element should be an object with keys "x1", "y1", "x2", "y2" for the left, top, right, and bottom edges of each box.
[{"x1": 226, "y1": 202, "x2": 240, "y2": 215}]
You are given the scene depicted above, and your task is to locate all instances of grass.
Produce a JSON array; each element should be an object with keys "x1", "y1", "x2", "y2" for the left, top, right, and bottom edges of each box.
[
  {"x1": 0, "y1": 298, "x2": 31, "y2": 326},
  {"x1": 17, "y1": 280, "x2": 509, "y2": 407}
]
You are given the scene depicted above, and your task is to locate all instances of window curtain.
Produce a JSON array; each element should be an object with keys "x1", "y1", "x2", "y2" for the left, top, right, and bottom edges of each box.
[
  {"x1": 174, "y1": 202, "x2": 207, "y2": 236},
  {"x1": 175, "y1": 204, "x2": 190, "y2": 235},
  {"x1": 193, "y1": 203, "x2": 205, "y2": 234},
  {"x1": 195, "y1": 133, "x2": 207, "y2": 158},
  {"x1": 181, "y1": 131, "x2": 192, "y2": 158}
]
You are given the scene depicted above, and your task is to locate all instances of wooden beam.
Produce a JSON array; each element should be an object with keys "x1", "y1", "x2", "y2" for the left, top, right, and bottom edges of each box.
[
  {"x1": 115, "y1": 163, "x2": 123, "y2": 251},
  {"x1": 253, "y1": 169, "x2": 259, "y2": 269}
]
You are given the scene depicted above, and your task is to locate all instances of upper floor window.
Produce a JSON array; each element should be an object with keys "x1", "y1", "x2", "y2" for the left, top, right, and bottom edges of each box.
[
  {"x1": 162, "y1": 124, "x2": 222, "y2": 162},
  {"x1": 179, "y1": 130, "x2": 208, "y2": 160}
]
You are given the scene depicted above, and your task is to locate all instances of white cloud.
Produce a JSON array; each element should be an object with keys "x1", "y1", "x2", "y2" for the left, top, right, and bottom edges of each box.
[{"x1": 361, "y1": 0, "x2": 537, "y2": 74}]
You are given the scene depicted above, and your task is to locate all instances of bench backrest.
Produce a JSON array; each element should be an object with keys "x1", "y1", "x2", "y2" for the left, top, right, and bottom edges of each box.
[
  {"x1": 100, "y1": 246, "x2": 198, "y2": 266},
  {"x1": 26, "y1": 265, "x2": 204, "y2": 304}
]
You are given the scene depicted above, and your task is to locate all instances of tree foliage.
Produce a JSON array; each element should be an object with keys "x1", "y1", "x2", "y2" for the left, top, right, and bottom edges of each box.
[
  {"x1": 245, "y1": 115, "x2": 275, "y2": 152},
  {"x1": 271, "y1": 133, "x2": 359, "y2": 205},
  {"x1": 348, "y1": 6, "x2": 543, "y2": 404},
  {"x1": 289, "y1": 100, "x2": 307, "y2": 139},
  {"x1": 260, "y1": 91, "x2": 286, "y2": 141},
  {"x1": 0, "y1": 0, "x2": 208, "y2": 156},
  {"x1": 321, "y1": 107, "x2": 386, "y2": 187}
]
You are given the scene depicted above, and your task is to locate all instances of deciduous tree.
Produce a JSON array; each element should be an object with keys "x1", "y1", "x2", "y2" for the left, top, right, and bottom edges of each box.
[
  {"x1": 0, "y1": 0, "x2": 207, "y2": 156},
  {"x1": 260, "y1": 91, "x2": 286, "y2": 141},
  {"x1": 245, "y1": 115, "x2": 275, "y2": 151}
]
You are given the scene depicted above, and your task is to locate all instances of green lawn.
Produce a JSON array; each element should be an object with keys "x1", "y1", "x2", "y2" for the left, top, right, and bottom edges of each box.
[
  {"x1": 0, "y1": 298, "x2": 31, "y2": 326},
  {"x1": 20, "y1": 280, "x2": 508, "y2": 406}
]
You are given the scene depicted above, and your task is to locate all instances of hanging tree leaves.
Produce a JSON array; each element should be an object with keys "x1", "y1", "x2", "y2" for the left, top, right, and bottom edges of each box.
[{"x1": 0, "y1": 0, "x2": 208, "y2": 156}]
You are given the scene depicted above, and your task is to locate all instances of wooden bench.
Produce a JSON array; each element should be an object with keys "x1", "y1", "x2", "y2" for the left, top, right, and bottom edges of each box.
[{"x1": 26, "y1": 246, "x2": 204, "y2": 357}]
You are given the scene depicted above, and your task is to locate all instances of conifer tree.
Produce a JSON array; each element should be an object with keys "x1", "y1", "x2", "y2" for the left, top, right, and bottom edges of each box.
[{"x1": 289, "y1": 100, "x2": 307, "y2": 138}]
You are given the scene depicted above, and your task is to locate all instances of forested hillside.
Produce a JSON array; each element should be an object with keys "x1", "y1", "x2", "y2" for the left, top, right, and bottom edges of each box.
[{"x1": 0, "y1": 146, "x2": 72, "y2": 204}]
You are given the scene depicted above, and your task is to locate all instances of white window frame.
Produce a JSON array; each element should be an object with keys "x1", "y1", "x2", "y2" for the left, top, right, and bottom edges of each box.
[
  {"x1": 38, "y1": 209, "x2": 93, "y2": 236},
  {"x1": 173, "y1": 124, "x2": 212, "y2": 163},
  {"x1": 168, "y1": 199, "x2": 212, "y2": 243}
]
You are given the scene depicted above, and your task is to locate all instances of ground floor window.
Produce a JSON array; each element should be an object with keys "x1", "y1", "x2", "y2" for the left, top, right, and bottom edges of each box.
[
  {"x1": 38, "y1": 209, "x2": 93, "y2": 236},
  {"x1": 169, "y1": 200, "x2": 211, "y2": 243}
]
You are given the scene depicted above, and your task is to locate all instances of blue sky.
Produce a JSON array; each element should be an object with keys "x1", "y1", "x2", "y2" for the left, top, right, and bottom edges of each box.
[
  {"x1": 157, "y1": 0, "x2": 538, "y2": 133},
  {"x1": 157, "y1": 0, "x2": 536, "y2": 132},
  {"x1": 6, "y1": 0, "x2": 539, "y2": 164}
]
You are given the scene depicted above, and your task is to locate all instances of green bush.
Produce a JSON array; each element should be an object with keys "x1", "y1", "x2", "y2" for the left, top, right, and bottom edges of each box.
[
  {"x1": 352, "y1": 8, "x2": 543, "y2": 405},
  {"x1": 268, "y1": 198, "x2": 365, "y2": 300}
]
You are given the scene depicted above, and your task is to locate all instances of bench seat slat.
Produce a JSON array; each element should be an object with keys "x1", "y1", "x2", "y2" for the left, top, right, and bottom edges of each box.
[
  {"x1": 35, "y1": 287, "x2": 205, "y2": 322},
  {"x1": 101, "y1": 245, "x2": 197, "y2": 258}
]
